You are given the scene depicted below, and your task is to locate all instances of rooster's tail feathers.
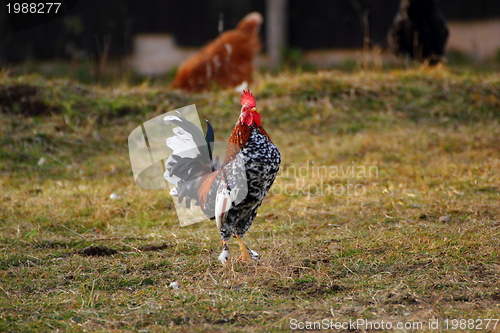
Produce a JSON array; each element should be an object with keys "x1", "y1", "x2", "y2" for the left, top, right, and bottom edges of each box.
[
  {"x1": 164, "y1": 114, "x2": 217, "y2": 208},
  {"x1": 205, "y1": 119, "x2": 215, "y2": 161}
]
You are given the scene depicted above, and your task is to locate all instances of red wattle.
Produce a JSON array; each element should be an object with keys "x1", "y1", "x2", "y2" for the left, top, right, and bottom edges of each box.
[
  {"x1": 252, "y1": 111, "x2": 261, "y2": 126},
  {"x1": 241, "y1": 111, "x2": 261, "y2": 126}
]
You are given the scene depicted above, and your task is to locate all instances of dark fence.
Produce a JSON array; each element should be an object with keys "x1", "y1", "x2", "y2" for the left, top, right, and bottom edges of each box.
[{"x1": 1, "y1": 0, "x2": 499, "y2": 63}]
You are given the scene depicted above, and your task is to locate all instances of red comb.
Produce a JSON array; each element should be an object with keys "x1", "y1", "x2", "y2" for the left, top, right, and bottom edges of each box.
[{"x1": 240, "y1": 90, "x2": 256, "y2": 108}]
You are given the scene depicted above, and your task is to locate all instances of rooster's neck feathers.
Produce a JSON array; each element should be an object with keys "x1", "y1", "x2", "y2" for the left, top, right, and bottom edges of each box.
[{"x1": 224, "y1": 122, "x2": 271, "y2": 163}]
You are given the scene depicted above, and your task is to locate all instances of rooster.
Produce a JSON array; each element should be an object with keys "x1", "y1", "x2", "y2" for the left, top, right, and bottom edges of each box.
[
  {"x1": 164, "y1": 90, "x2": 280, "y2": 263},
  {"x1": 172, "y1": 12, "x2": 263, "y2": 92}
]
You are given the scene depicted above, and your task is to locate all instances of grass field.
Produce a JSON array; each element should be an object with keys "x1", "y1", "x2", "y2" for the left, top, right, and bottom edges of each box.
[{"x1": 1, "y1": 67, "x2": 499, "y2": 332}]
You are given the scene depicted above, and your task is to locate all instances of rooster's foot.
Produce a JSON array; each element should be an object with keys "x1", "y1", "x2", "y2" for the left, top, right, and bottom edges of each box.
[
  {"x1": 218, "y1": 241, "x2": 229, "y2": 264},
  {"x1": 236, "y1": 250, "x2": 252, "y2": 262},
  {"x1": 235, "y1": 234, "x2": 259, "y2": 262}
]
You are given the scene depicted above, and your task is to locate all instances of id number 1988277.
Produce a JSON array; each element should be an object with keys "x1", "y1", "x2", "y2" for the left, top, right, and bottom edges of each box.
[{"x1": 6, "y1": 2, "x2": 61, "y2": 14}]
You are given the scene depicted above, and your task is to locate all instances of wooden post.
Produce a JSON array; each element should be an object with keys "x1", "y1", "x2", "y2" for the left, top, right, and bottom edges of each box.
[{"x1": 266, "y1": 0, "x2": 287, "y2": 69}]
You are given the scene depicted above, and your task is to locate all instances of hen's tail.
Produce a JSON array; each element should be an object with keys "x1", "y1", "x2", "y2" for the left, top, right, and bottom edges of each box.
[
  {"x1": 164, "y1": 113, "x2": 217, "y2": 208},
  {"x1": 237, "y1": 12, "x2": 263, "y2": 35}
]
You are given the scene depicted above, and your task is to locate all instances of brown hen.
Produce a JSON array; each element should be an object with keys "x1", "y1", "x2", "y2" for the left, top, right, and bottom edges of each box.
[{"x1": 172, "y1": 12, "x2": 263, "y2": 92}]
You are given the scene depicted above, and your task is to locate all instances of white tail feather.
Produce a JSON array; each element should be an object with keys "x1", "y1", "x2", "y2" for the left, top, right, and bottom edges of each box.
[
  {"x1": 163, "y1": 115, "x2": 182, "y2": 122},
  {"x1": 169, "y1": 185, "x2": 179, "y2": 196},
  {"x1": 215, "y1": 187, "x2": 231, "y2": 230},
  {"x1": 164, "y1": 157, "x2": 181, "y2": 185},
  {"x1": 165, "y1": 128, "x2": 199, "y2": 158}
]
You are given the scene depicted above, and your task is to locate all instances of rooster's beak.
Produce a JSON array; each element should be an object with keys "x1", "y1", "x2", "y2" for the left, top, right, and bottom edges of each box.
[{"x1": 250, "y1": 107, "x2": 257, "y2": 112}]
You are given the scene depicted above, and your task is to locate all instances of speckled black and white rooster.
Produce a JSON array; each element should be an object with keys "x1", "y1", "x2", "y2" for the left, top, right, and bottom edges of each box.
[{"x1": 164, "y1": 90, "x2": 281, "y2": 264}]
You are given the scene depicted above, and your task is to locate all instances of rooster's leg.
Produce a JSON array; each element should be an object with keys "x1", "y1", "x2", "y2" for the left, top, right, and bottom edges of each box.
[
  {"x1": 235, "y1": 234, "x2": 256, "y2": 262},
  {"x1": 218, "y1": 240, "x2": 229, "y2": 264}
]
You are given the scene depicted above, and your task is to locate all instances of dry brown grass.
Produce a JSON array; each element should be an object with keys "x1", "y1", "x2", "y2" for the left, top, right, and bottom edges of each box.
[{"x1": 1, "y1": 67, "x2": 499, "y2": 332}]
